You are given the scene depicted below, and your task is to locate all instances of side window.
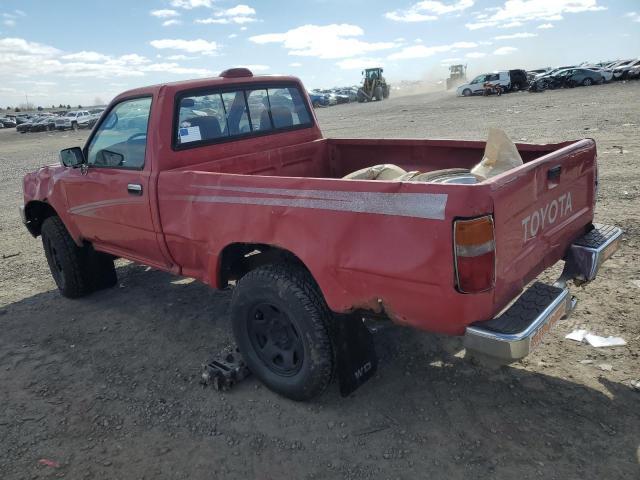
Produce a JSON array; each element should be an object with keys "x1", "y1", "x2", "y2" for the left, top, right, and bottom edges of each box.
[
  {"x1": 87, "y1": 97, "x2": 152, "y2": 169},
  {"x1": 177, "y1": 94, "x2": 225, "y2": 145}
]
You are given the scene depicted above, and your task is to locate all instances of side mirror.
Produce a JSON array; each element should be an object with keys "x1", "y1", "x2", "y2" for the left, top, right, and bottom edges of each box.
[{"x1": 60, "y1": 147, "x2": 85, "y2": 167}]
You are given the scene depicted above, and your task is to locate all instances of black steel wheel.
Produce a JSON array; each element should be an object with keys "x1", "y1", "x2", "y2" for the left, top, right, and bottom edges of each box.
[
  {"x1": 247, "y1": 302, "x2": 304, "y2": 376},
  {"x1": 231, "y1": 263, "x2": 335, "y2": 401}
]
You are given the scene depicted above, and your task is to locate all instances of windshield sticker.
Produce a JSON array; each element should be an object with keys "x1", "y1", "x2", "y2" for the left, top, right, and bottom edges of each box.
[{"x1": 179, "y1": 126, "x2": 201, "y2": 143}]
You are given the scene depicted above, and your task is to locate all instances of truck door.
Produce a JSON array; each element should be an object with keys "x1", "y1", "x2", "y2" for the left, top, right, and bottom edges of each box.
[{"x1": 62, "y1": 96, "x2": 169, "y2": 269}]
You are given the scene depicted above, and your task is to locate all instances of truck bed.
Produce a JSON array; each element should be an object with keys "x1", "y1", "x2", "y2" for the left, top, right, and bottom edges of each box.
[{"x1": 158, "y1": 138, "x2": 596, "y2": 335}]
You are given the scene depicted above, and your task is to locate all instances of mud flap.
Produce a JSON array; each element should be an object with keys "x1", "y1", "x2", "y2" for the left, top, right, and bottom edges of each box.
[{"x1": 334, "y1": 314, "x2": 378, "y2": 397}]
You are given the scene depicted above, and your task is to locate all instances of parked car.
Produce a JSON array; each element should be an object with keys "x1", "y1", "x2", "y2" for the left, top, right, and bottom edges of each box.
[
  {"x1": 54, "y1": 110, "x2": 92, "y2": 130},
  {"x1": 309, "y1": 92, "x2": 330, "y2": 108},
  {"x1": 0, "y1": 117, "x2": 17, "y2": 128},
  {"x1": 612, "y1": 59, "x2": 640, "y2": 80},
  {"x1": 16, "y1": 117, "x2": 39, "y2": 133},
  {"x1": 457, "y1": 69, "x2": 528, "y2": 96},
  {"x1": 555, "y1": 68, "x2": 603, "y2": 87},
  {"x1": 534, "y1": 66, "x2": 576, "y2": 80},
  {"x1": 14, "y1": 114, "x2": 32, "y2": 125},
  {"x1": 583, "y1": 66, "x2": 614, "y2": 82},
  {"x1": 21, "y1": 67, "x2": 621, "y2": 401},
  {"x1": 30, "y1": 116, "x2": 56, "y2": 132},
  {"x1": 628, "y1": 64, "x2": 640, "y2": 79}
]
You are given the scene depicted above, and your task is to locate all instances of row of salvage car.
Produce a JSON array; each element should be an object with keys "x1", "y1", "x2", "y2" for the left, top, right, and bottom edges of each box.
[
  {"x1": 456, "y1": 58, "x2": 640, "y2": 96},
  {"x1": 0, "y1": 108, "x2": 105, "y2": 133}
]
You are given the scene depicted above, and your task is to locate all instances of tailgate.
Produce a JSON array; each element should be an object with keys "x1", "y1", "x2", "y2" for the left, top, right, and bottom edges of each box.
[{"x1": 489, "y1": 139, "x2": 597, "y2": 305}]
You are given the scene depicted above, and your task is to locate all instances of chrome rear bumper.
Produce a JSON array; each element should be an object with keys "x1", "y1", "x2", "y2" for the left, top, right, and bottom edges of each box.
[{"x1": 463, "y1": 224, "x2": 622, "y2": 361}]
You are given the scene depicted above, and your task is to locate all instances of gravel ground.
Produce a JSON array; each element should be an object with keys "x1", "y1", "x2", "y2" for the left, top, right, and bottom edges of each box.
[{"x1": 0, "y1": 81, "x2": 639, "y2": 479}]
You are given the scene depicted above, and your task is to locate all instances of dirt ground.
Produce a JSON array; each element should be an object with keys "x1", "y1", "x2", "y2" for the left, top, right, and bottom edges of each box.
[{"x1": 1, "y1": 82, "x2": 639, "y2": 480}]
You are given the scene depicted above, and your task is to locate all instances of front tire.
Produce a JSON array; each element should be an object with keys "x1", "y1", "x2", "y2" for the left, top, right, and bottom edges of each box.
[
  {"x1": 462, "y1": 88, "x2": 472, "y2": 97},
  {"x1": 582, "y1": 78, "x2": 593, "y2": 86},
  {"x1": 231, "y1": 264, "x2": 335, "y2": 401},
  {"x1": 41, "y1": 216, "x2": 116, "y2": 298}
]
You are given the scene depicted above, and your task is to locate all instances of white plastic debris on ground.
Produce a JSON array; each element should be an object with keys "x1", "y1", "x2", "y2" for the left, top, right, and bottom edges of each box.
[{"x1": 565, "y1": 329, "x2": 627, "y2": 347}]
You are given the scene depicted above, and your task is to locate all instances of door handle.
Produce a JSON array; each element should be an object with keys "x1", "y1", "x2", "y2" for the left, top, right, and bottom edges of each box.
[{"x1": 127, "y1": 183, "x2": 143, "y2": 195}]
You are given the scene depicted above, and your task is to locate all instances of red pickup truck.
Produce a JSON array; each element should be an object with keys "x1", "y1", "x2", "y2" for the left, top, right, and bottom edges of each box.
[{"x1": 21, "y1": 68, "x2": 621, "y2": 400}]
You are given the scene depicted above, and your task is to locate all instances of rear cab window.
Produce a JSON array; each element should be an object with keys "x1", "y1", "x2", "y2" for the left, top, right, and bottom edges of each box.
[{"x1": 174, "y1": 84, "x2": 312, "y2": 149}]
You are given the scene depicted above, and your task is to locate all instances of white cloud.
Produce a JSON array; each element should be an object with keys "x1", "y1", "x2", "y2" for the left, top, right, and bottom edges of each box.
[
  {"x1": 150, "y1": 38, "x2": 219, "y2": 55},
  {"x1": 494, "y1": 32, "x2": 537, "y2": 40},
  {"x1": 466, "y1": 0, "x2": 605, "y2": 29},
  {"x1": 170, "y1": 0, "x2": 213, "y2": 9},
  {"x1": 441, "y1": 57, "x2": 462, "y2": 62},
  {"x1": 151, "y1": 9, "x2": 180, "y2": 18},
  {"x1": 166, "y1": 54, "x2": 197, "y2": 60},
  {"x1": 494, "y1": 46, "x2": 518, "y2": 55},
  {"x1": 537, "y1": 23, "x2": 554, "y2": 29},
  {"x1": 385, "y1": 0, "x2": 474, "y2": 22},
  {"x1": 625, "y1": 12, "x2": 640, "y2": 22},
  {"x1": 4, "y1": 19, "x2": 16, "y2": 27},
  {"x1": 249, "y1": 24, "x2": 397, "y2": 59},
  {"x1": 336, "y1": 57, "x2": 384, "y2": 70},
  {"x1": 388, "y1": 41, "x2": 477, "y2": 59},
  {"x1": 228, "y1": 33, "x2": 238, "y2": 38},
  {"x1": 465, "y1": 52, "x2": 486, "y2": 58},
  {"x1": 0, "y1": 37, "x2": 212, "y2": 84},
  {"x1": 289, "y1": 62, "x2": 302, "y2": 67},
  {"x1": 62, "y1": 51, "x2": 111, "y2": 62},
  {"x1": 163, "y1": 19, "x2": 182, "y2": 26},
  {"x1": 196, "y1": 4, "x2": 257, "y2": 24}
]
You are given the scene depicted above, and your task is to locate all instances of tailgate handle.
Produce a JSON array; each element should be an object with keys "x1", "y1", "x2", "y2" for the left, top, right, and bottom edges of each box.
[{"x1": 547, "y1": 166, "x2": 562, "y2": 181}]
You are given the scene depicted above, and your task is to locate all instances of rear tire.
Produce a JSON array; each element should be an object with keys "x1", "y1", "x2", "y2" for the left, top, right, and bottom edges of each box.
[
  {"x1": 374, "y1": 86, "x2": 383, "y2": 101},
  {"x1": 231, "y1": 263, "x2": 335, "y2": 401}
]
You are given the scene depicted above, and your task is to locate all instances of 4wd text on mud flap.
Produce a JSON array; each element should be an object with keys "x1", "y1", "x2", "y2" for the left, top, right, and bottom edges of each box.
[{"x1": 522, "y1": 192, "x2": 573, "y2": 242}]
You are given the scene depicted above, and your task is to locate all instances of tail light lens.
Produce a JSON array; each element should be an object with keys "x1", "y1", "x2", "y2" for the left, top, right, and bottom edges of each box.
[{"x1": 454, "y1": 215, "x2": 496, "y2": 293}]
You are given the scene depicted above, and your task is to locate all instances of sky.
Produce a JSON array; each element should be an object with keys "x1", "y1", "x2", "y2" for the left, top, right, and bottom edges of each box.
[{"x1": 0, "y1": 0, "x2": 639, "y2": 107}]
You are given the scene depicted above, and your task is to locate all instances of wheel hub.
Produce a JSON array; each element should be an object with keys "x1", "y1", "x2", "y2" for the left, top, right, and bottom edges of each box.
[{"x1": 248, "y1": 303, "x2": 303, "y2": 376}]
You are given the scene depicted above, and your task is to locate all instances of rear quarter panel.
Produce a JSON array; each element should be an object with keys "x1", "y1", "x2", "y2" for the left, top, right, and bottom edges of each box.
[{"x1": 157, "y1": 170, "x2": 496, "y2": 334}]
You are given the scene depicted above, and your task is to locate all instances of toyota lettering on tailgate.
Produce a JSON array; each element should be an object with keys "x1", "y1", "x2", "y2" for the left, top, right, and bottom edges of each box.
[{"x1": 522, "y1": 192, "x2": 573, "y2": 242}]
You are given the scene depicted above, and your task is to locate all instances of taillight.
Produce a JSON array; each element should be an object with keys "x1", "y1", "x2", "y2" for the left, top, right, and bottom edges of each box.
[{"x1": 454, "y1": 215, "x2": 496, "y2": 293}]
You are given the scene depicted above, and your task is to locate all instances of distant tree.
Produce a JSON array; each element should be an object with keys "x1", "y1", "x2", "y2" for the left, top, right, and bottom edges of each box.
[
  {"x1": 52, "y1": 104, "x2": 55, "y2": 109},
  {"x1": 15, "y1": 107, "x2": 21, "y2": 112},
  {"x1": 58, "y1": 104, "x2": 64, "y2": 108},
  {"x1": 66, "y1": 104, "x2": 71, "y2": 109},
  {"x1": 78, "y1": 104, "x2": 82, "y2": 109},
  {"x1": 93, "y1": 97, "x2": 104, "y2": 106},
  {"x1": 37, "y1": 106, "x2": 43, "y2": 111},
  {"x1": 6, "y1": 107, "x2": 12, "y2": 111}
]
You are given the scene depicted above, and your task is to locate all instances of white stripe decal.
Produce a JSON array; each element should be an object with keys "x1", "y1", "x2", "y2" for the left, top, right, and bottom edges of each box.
[
  {"x1": 69, "y1": 198, "x2": 144, "y2": 216},
  {"x1": 171, "y1": 185, "x2": 447, "y2": 220}
]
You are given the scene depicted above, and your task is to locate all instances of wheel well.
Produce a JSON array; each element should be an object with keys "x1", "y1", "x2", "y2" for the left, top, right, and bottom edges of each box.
[
  {"x1": 24, "y1": 201, "x2": 58, "y2": 236},
  {"x1": 218, "y1": 243, "x2": 311, "y2": 287}
]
